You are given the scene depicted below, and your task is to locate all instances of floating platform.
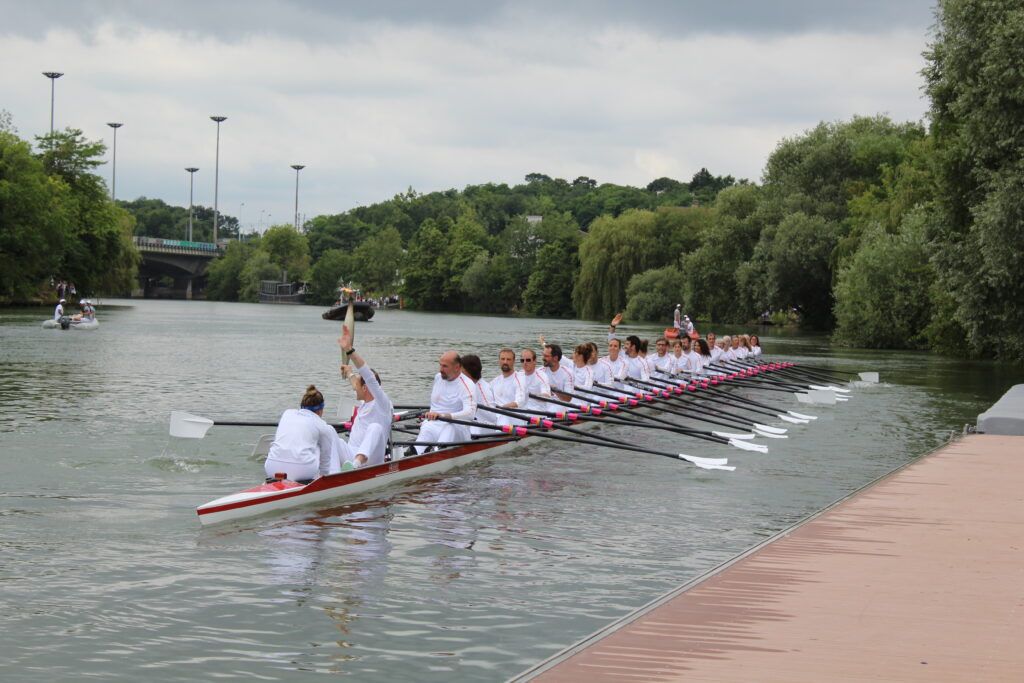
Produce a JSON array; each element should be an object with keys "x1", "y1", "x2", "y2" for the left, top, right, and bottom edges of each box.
[{"x1": 515, "y1": 432, "x2": 1024, "y2": 682}]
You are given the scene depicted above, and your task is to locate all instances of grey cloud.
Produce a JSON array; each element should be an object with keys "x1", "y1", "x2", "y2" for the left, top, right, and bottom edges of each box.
[{"x1": 2, "y1": 0, "x2": 936, "y2": 41}]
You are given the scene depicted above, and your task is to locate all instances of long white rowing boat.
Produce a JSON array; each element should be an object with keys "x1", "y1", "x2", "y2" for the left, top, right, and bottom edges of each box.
[{"x1": 190, "y1": 361, "x2": 847, "y2": 526}]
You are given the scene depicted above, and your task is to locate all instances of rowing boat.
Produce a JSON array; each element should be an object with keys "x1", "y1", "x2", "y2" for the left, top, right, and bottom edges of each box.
[{"x1": 192, "y1": 361, "x2": 845, "y2": 526}]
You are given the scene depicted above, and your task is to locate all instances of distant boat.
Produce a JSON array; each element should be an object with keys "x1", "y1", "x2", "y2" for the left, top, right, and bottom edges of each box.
[
  {"x1": 322, "y1": 301, "x2": 375, "y2": 321},
  {"x1": 258, "y1": 280, "x2": 306, "y2": 305}
]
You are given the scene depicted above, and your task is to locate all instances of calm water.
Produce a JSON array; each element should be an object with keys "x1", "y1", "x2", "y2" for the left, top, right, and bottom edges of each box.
[{"x1": 1, "y1": 300, "x2": 1019, "y2": 681}]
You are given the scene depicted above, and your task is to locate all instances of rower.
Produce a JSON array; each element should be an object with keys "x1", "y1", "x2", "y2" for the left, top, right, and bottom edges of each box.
[
  {"x1": 651, "y1": 337, "x2": 674, "y2": 377},
  {"x1": 461, "y1": 354, "x2": 496, "y2": 435},
  {"x1": 542, "y1": 343, "x2": 574, "y2": 402},
  {"x1": 750, "y1": 334, "x2": 763, "y2": 356},
  {"x1": 414, "y1": 351, "x2": 477, "y2": 454},
  {"x1": 597, "y1": 337, "x2": 627, "y2": 386},
  {"x1": 54, "y1": 298, "x2": 65, "y2": 321},
  {"x1": 624, "y1": 335, "x2": 650, "y2": 381},
  {"x1": 490, "y1": 348, "x2": 526, "y2": 426},
  {"x1": 571, "y1": 344, "x2": 594, "y2": 404},
  {"x1": 517, "y1": 348, "x2": 551, "y2": 411},
  {"x1": 264, "y1": 385, "x2": 338, "y2": 482},
  {"x1": 335, "y1": 328, "x2": 392, "y2": 469}
]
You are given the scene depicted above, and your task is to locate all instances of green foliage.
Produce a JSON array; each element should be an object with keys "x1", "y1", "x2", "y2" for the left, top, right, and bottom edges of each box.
[
  {"x1": 119, "y1": 196, "x2": 238, "y2": 242},
  {"x1": 573, "y1": 210, "x2": 664, "y2": 319},
  {"x1": 0, "y1": 128, "x2": 138, "y2": 301},
  {"x1": 308, "y1": 249, "x2": 356, "y2": 305},
  {"x1": 625, "y1": 265, "x2": 684, "y2": 322},
  {"x1": 353, "y1": 226, "x2": 403, "y2": 294},
  {"x1": 924, "y1": 0, "x2": 1024, "y2": 361},
  {"x1": 833, "y1": 211, "x2": 934, "y2": 348},
  {"x1": 401, "y1": 220, "x2": 448, "y2": 309},
  {"x1": 765, "y1": 213, "x2": 842, "y2": 329},
  {"x1": 207, "y1": 240, "x2": 257, "y2": 301},
  {"x1": 261, "y1": 224, "x2": 310, "y2": 279},
  {"x1": 238, "y1": 250, "x2": 282, "y2": 303},
  {"x1": 523, "y1": 242, "x2": 577, "y2": 317}
]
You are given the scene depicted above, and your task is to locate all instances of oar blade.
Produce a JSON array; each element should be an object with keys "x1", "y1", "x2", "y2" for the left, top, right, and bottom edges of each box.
[
  {"x1": 753, "y1": 423, "x2": 787, "y2": 434},
  {"x1": 678, "y1": 453, "x2": 735, "y2": 471},
  {"x1": 169, "y1": 410, "x2": 214, "y2": 439},
  {"x1": 788, "y1": 410, "x2": 818, "y2": 420},
  {"x1": 728, "y1": 438, "x2": 768, "y2": 453},
  {"x1": 753, "y1": 428, "x2": 787, "y2": 439},
  {"x1": 858, "y1": 372, "x2": 879, "y2": 383},
  {"x1": 712, "y1": 430, "x2": 755, "y2": 440},
  {"x1": 778, "y1": 414, "x2": 808, "y2": 424},
  {"x1": 795, "y1": 390, "x2": 836, "y2": 405}
]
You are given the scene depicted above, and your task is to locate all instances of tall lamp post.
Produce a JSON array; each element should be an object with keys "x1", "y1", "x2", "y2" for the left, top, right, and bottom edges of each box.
[
  {"x1": 210, "y1": 115, "x2": 227, "y2": 244},
  {"x1": 290, "y1": 164, "x2": 305, "y2": 230},
  {"x1": 238, "y1": 202, "x2": 245, "y2": 240},
  {"x1": 185, "y1": 167, "x2": 199, "y2": 242},
  {"x1": 107, "y1": 122, "x2": 123, "y2": 200},
  {"x1": 42, "y1": 72, "x2": 63, "y2": 136}
]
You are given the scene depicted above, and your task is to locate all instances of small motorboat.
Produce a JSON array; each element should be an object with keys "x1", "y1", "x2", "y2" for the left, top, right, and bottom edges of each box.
[{"x1": 42, "y1": 316, "x2": 99, "y2": 331}]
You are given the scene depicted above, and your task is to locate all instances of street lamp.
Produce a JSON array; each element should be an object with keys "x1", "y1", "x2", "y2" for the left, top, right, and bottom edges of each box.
[
  {"x1": 290, "y1": 164, "x2": 305, "y2": 230},
  {"x1": 107, "y1": 122, "x2": 123, "y2": 200},
  {"x1": 185, "y1": 167, "x2": 199, "y2": 242},
  {"x1": 42, "y1": 72, "x2": 63, "y2": 136},
  {"x1": 210, "y1": 115, "x2": 227, "y2": 244},
  {"x1": 238, "y1": 201, "x2": 245, "y2": 239}
]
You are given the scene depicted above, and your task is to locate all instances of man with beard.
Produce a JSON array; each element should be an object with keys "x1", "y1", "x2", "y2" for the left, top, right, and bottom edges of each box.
[
  {"x1": 490, "y1": 348, "x2": 525, "y2": 426},
  {"x1": 517, "y1": 348, "x2": 552, "y2": 412},
  {"x1": 414, "y1": 351, "x2": 477, "y2": 454},
  {"x1": 542, "y1": 343, "x2": 574, "y2": 403}
]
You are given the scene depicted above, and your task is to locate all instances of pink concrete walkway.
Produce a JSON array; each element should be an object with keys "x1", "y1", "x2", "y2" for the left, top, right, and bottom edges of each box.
[{"x1": 521, "y1": 434, "x2": 1024, "y2": 682}]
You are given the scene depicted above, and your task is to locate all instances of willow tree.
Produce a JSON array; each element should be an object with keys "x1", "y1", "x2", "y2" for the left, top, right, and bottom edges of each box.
[{"x1": 573, "y1": 210, "x2": 663, "y2": 319}]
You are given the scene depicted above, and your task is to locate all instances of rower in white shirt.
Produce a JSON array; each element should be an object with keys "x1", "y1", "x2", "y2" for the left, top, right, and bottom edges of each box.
[
  {"x1": 490, "y1": 348, "x2": 526, "y2": 426},
  {"x1": 570, "y1": 343, "x2": 594, "y2": 406},
  {"x1": 264, "y1": 385, "x2": 338, "y2": 482},
  {"x1": 624, "y1": 335, "x2": 650, "y2": 381},
  {"x1": 460, "y1": 354, "x2": 497, "y2": 436},
  {"x1": 335, "y1": 328, "x2": 393, "y2": 469},
  {"x1": 542, "y1": 343, "x2": 574, "y2": 402},
  {"x1": 597, "y1": 337, "x2": 628, "y2": 387},
  {"x1": 670, "y1": 339, "x2": 687, "y2": 376},
  {"x1": 414, "y1": 351, "x2": 477, "y2": 454},
  {"x1": 651, "y1": 337, "x2": 675, "y2": 377},
  {"x1": 517, "y1": 348, "x2": 552, "y2": 412}
]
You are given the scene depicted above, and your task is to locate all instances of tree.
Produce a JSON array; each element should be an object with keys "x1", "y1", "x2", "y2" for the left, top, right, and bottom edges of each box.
[
  {"x1": 523, "y1": 242, "x2": 577, "y2": 317},
  {"x1": 833, "y1": 211, "x2": 934, "y2": 348},
  {"x1": 308, "y1": 249, "x2": 356, "y2": 305},
  {"x1": 924, "y1": 0, "x2": 1024, "y2": 361},
  {"x1": 625, "y1": 265, "x2": 684, "y2": 322},
  {"x1": 207, "y1": 239, "x2": 257, "y2": 301},
  {"x1": 401, "y1": 220, "x2": 448, "y2": 309},
  {"x1": 767, "y1": 213, "x2": 842, "y2": 329},
  {"x1": 238, "y1": 249, "x2": 282, "y2": 302},
  {"x1": 0, "y1": 132, "x2": 69, "y2": 300},
  {"x1": 261, "y1": 224, "x2": 310, "y2": 279},
  {"x1": 353, "y1": 226, "x2": 403, "y2": 293}
]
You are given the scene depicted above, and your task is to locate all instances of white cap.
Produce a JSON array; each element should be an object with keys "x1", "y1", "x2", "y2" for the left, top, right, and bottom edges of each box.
[
  {"x1": 59, "y1": 298, "x2": 66, "y2": 303},
  {"x1": 80, "y1": 299, "x2": 87, "y2": 305}
]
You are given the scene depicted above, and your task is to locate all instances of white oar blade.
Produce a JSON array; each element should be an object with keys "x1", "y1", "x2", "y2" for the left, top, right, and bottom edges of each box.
[
  {"x1": 788, "y1": 410, "x2": 818, "y2": 420},
  {"x1": 753, "y1": 428, "x2": 787, "y2": 439},
  {"x1": 712, "y1": 430, "x2": 755, "y2": 440},
  {"x1": 678, "y1": 453, "x2": 735, "y2": 471},
  {"x1": 728, "y1": 439, "x2": 769, "y2": 453},
  {"x1": 169, "y1": 410, "x2": 214, "y2": 439},
  {"x1": 858, "y1": 371, "x2": 879, "y2": 383},
  {"x1": 778, "y1": 414, "x2": 808, "y2": 424},
  {"x1": 811, "y1": 384, "x2": 851, "y2": 394},
  {"x1": 753, "y1": 423, "x2": 787, "y2": 434},
  {"x1": 795, "y1": 390, "x2": 836, "y2": 405}
]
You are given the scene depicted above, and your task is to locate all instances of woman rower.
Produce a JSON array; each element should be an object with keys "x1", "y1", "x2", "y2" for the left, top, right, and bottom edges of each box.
[
  {"x1": 750, "y1": 334, "x2": 763, "y2": 356},
  {"x1": 264, "y1": 385, "x2": 338, "y2": 482},
  {"x1": 337, "y1": 325, "x2": 393, "y2": 468},
  {"x1": 571, "y1": 343, "x2": 594, "y2": 405}
]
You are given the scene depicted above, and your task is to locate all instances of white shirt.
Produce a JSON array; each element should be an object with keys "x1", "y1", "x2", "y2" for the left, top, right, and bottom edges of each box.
[
  {"x1": 572, "y1": 364, "x2": 594, "y2": 392},
  {"x1": 598, "y1": 355, "x2": 627, "y2": 384},
  {"x1": 473, "y1": 377, "x2": 497, "y2": 425},
  {"x1": 347, "y1": 365, "x2": 393, "y2": 461},
  {"x1": 490, "y1": 372, "x2": 525, "y2": 407},
  {"x1": 543, "y1": 364, "x2": 574, "y2": 395},
  {"x1": 626, "y1": 355, "x2": 650, "y2": 381},
  {"x1": 711, "y1": 346, "x2": 723, "y2": 362},
  {"x1": 518, "y1": 369, "x2": 551, "y2": 411},
  {"x1": 652, "y1": 352, "x2": 674, "y2": 376},
  {"x1": 736, "y1": 346, "x2": 749, "y2": 359},
  {"x1": 751, "y1": 345, "x2": 763, "y2": 356},
  {"x1": 267, "y1": 408, "x2": 337, "y2": 476},
  {"x1": 429, "y1": 372, "x2": 477, "y2": 421},
  {"x1": 687, "y1": 350, "x2": 702, "y2": 373},
  {"x1": 54, "y1": 303, "x2": 64, "y2": 320}
]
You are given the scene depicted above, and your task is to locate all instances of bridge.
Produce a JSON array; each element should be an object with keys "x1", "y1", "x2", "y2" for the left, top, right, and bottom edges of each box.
[{"x1": 132, "y1": 236, "x2": 224, "y2": 299}]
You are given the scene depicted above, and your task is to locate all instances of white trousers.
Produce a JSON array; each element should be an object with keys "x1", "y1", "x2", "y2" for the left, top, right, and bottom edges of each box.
[
  {"x1": 414, "y1": 420, "x2": 471, "y2": 454},
  {"x1": 331, "y1": 423, "x2": 387, "y2": 472},
  {"x1": 264, "y1": 457, "x2": 319, "y2": 482}
]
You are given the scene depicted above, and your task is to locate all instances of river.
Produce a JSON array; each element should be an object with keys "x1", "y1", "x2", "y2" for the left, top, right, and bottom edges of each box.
[{"x1": 1, "y1": 299, "x2": 1019, "y2": 681}]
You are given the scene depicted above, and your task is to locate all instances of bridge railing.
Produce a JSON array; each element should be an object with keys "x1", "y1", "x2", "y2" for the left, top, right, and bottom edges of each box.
[{"x1": 133, "y1": 236, "x2": 224, "y2": 256}]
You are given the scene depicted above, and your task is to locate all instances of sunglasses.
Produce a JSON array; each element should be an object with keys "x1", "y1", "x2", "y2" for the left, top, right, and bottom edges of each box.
[{"x1": 518, "y1": 357, "x2": 535, "y2": 363}]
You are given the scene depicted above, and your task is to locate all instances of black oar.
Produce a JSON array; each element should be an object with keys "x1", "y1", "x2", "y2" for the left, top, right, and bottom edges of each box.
[
  {"x1": 638, "y1": 376, "x2": 811, "y2": 424},
  {"x1": 430, "y1": 416, "x2": 733, "y2": 470},
  {"x1": 480, "y1": 404, "x2": 764, "y2": 452},
  {"x1": 169, "y1": 409, "x2": 425, "y2": 438}
]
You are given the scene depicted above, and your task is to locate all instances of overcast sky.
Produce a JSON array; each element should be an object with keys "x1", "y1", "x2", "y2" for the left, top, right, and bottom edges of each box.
[{"x1": 1, "y1": 0, "x2": 936, "y2": 233}]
